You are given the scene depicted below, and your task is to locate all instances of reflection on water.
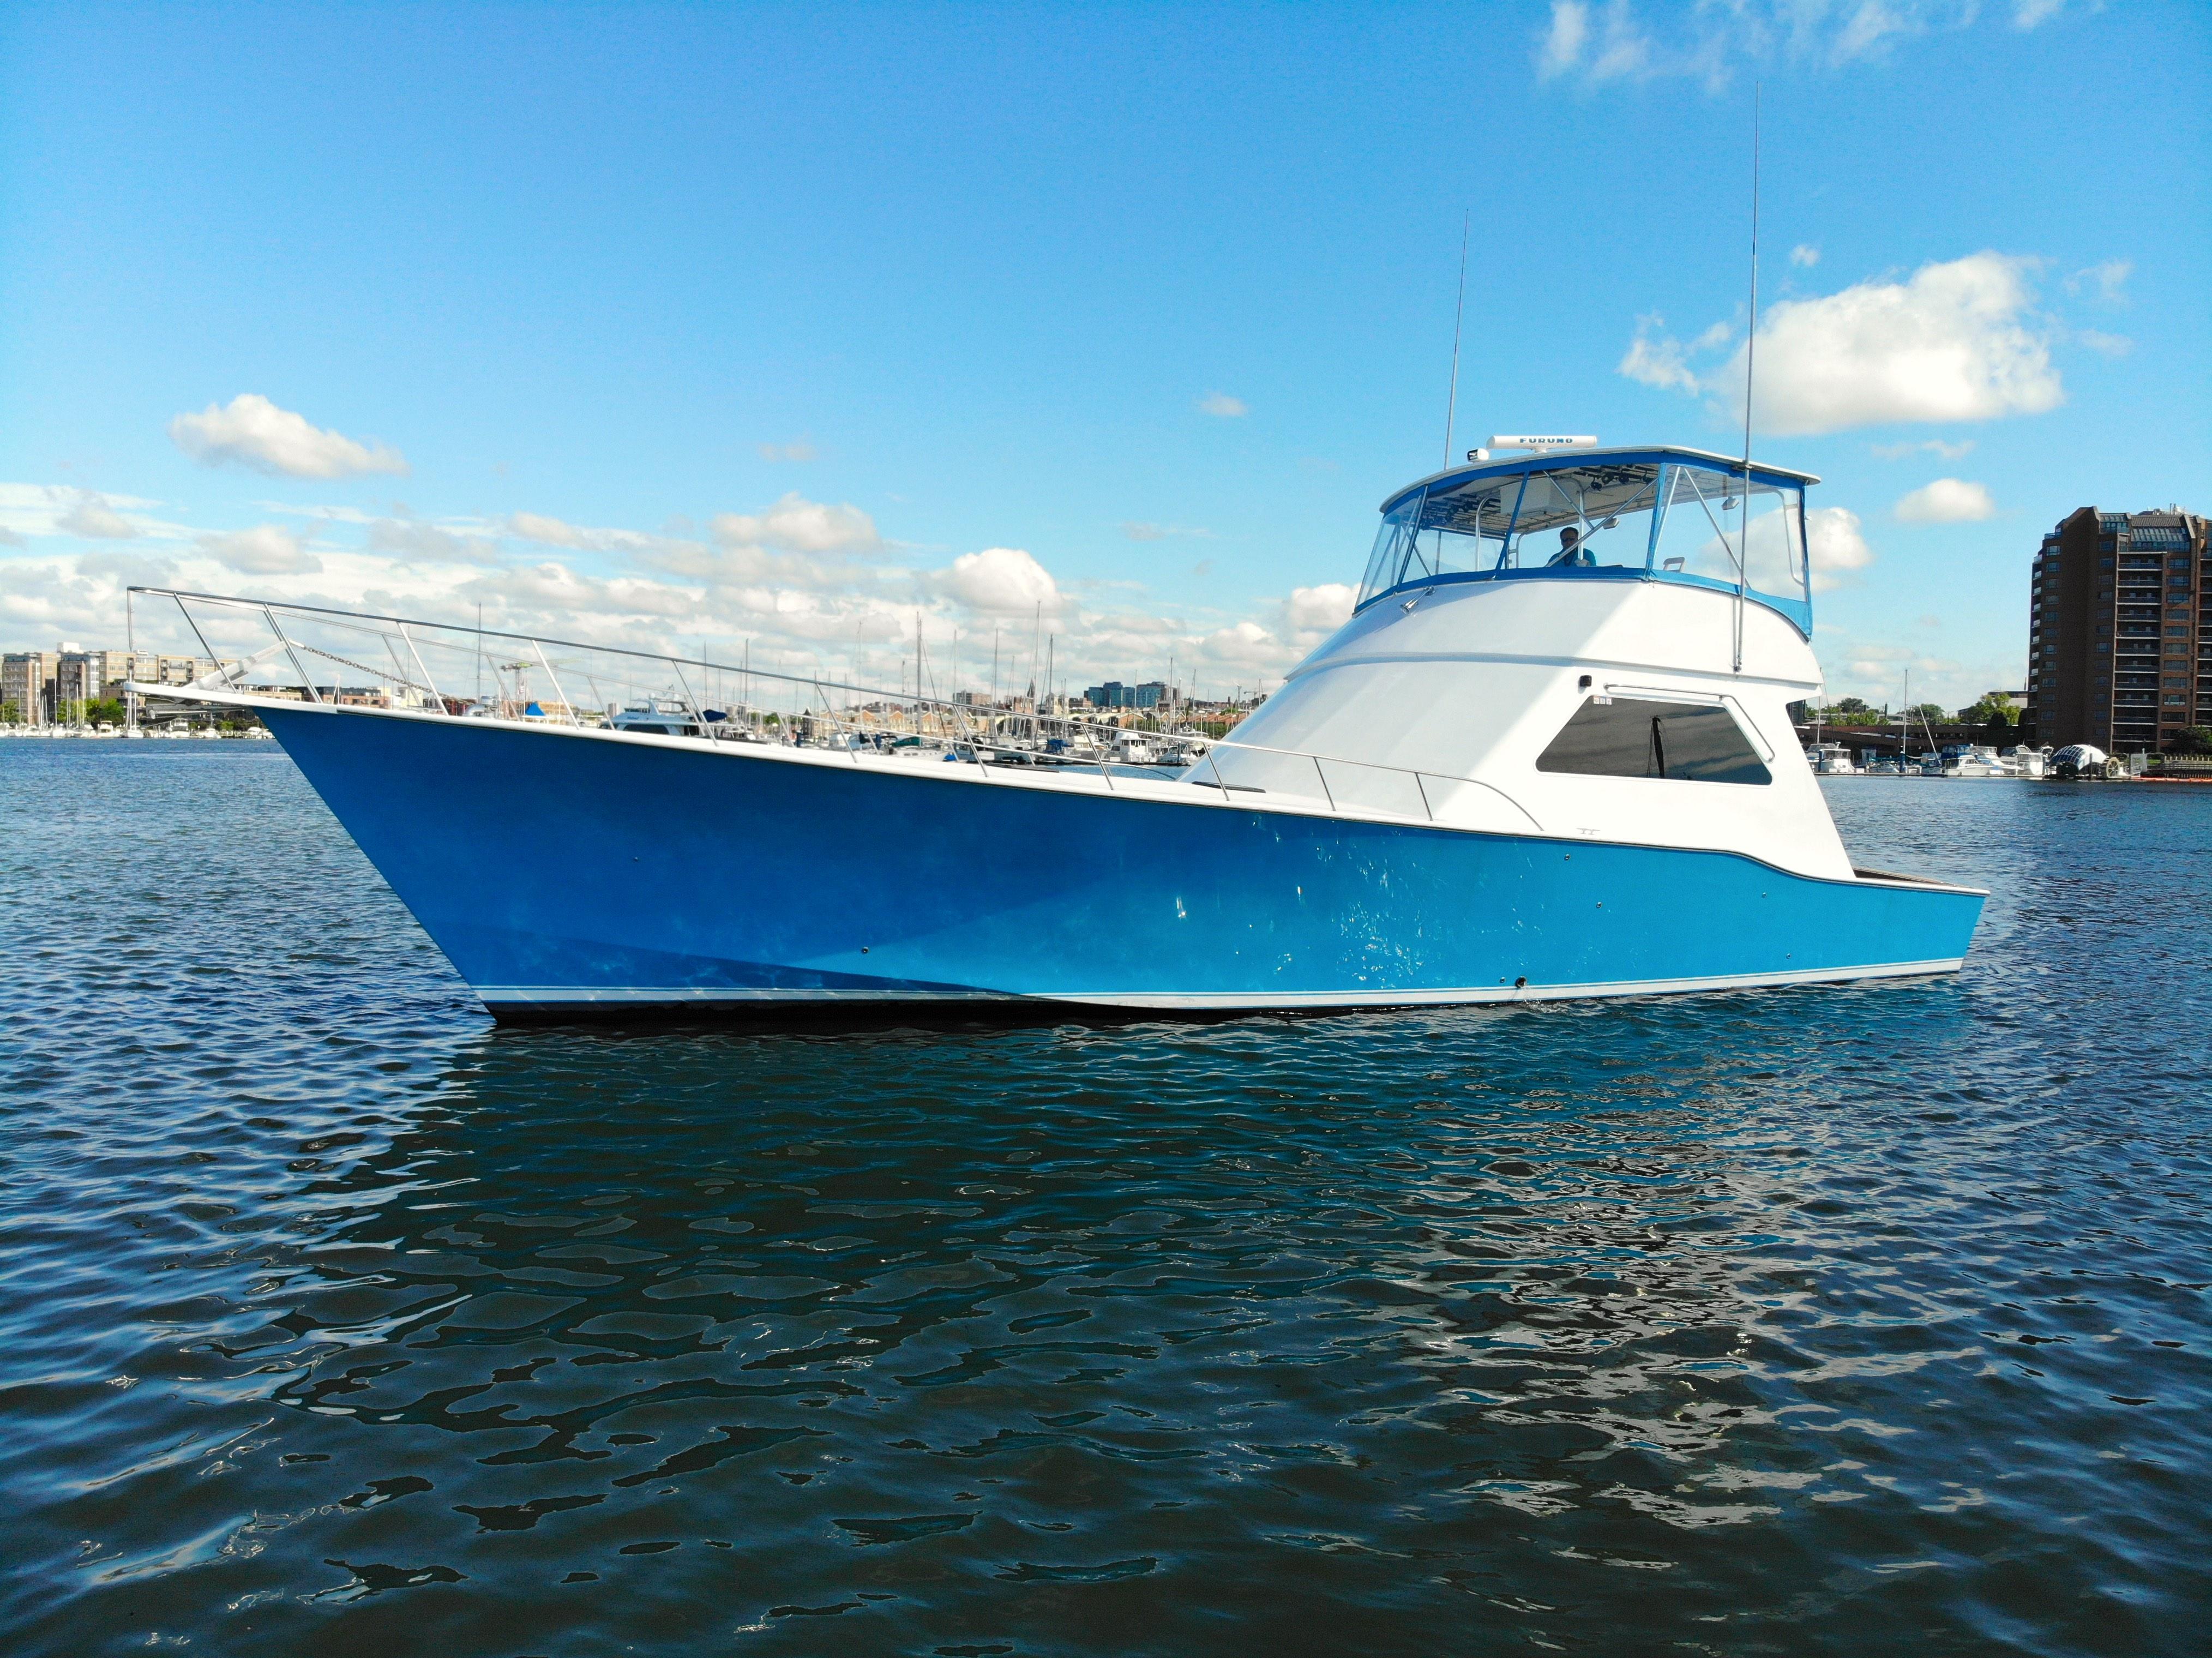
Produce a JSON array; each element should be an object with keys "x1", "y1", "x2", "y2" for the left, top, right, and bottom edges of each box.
[{"x1": 2, "y1": 746, "x2": 2208, "y2": 1656}]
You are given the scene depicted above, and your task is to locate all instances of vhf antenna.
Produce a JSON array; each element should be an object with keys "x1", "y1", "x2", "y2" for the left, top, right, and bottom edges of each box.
[
  {"x1": 1734, "y1": 83, "x2": 1761, "y2": 675},
  {"x1": 1442, "y1": 208, "x2": 1469, "y2": 468}
]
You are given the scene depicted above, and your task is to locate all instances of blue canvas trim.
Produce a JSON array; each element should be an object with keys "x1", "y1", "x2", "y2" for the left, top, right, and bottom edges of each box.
[{"x1": 1380, "y1": 446, "x2": 1818, "y2": 515}]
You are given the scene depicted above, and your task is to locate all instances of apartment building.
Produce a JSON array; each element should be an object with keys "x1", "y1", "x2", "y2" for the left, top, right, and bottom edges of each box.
[
  {"x1": 56, "y1": 650, "x2": 159, "y2": 706},
  {"x1": 2, "y1": 651, "x2": 62, "y2": 722},
  {"x1": 2024, "y1": 506, "x2": 2210, "y2": 752},
  {"x1": 3, "y1": 647, "x2": 237, "y2": 723}
]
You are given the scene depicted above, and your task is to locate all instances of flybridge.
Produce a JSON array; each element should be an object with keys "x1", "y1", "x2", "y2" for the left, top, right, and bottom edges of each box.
[{"x1": 1355, "y1": 444, "x2": 1820, "y2": 636}]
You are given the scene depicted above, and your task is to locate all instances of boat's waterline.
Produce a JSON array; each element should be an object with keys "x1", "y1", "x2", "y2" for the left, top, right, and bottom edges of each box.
[
  {"x1": 235, "y1": 698, "x2": 1983, "y2": 1022},
  {"x1": 476, "y1": 957, "x2": 1969, "y2": 1014}
]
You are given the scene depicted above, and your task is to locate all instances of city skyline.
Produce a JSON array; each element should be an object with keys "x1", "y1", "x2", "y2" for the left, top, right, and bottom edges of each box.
[{"x1": 2, "y1": 2, "x2": 2205, "y2": 711}]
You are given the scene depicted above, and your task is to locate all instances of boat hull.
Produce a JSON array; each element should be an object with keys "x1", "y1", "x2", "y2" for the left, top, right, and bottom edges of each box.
[{"x1": 260, "y1": 707, "x2": 1983, "y2": 1019}]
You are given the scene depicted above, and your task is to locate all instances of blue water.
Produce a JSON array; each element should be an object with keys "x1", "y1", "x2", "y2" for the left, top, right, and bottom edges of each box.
[{"x1": 2, "y1": 742, "x2": 2208, "y2": 1656}]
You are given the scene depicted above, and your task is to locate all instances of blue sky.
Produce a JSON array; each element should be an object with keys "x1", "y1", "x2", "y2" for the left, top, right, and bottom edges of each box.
[{"x1": 2, "y1": 1, "x2": 2205, "y2": 708}]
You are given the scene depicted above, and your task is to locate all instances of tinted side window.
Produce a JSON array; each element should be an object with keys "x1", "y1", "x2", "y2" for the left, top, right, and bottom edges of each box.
[{"x1": 1536, "y1": 699, "x2": 1770, "y2": 785}]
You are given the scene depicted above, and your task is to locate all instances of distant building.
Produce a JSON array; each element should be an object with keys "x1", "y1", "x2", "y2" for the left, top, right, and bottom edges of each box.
[
  {"x1": 157, "y1": 654, "x2": 220, "y2": 687},
  {"x1": 58, "y1": 650, "x2": 159, "y2": 707},
  {"x1": 2026, "y1": 506, "x2": 2209, "y2": 752},
  {"x1": 1082, "y1": 680, "x2": 1177, "y2": 710},
  {"x1": 3, "y1": 646, "x2": 236, "y2": 724},
  {"x1": 2, "y1": 651, "x2": 62, "y2": 723}
]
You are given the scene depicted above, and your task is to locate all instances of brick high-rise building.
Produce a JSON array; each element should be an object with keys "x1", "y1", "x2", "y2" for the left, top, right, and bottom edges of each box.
[{"x1": 2025, "y1": 506, "x2": 2210, "y2": 752}]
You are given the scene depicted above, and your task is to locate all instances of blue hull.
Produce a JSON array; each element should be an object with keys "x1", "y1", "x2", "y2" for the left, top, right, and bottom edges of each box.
[{"x1": 260, "y1": 708, "x2": 1982, "y2": 1017}]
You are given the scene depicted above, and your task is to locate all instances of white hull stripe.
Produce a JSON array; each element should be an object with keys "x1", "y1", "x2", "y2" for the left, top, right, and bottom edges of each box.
[{"x1": 474, "y1": 958, "x2": 1965, "y2": 1011}]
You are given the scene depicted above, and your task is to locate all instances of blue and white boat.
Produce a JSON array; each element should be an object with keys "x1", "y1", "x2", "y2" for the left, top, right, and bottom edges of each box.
[{"x1": 132, "y1": 444, "x2": 1983, "y2": 1019}]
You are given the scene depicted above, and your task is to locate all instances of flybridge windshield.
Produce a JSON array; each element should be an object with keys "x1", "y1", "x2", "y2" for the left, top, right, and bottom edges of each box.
[{"x1": 1354, "y1": 450, "x2": 1816, "y2": 635}]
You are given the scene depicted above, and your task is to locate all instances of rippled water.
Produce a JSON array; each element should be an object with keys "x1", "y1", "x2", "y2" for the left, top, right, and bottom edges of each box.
[{"x1": 3, "y1": 742, "x2": 2209, "y2": 1656}]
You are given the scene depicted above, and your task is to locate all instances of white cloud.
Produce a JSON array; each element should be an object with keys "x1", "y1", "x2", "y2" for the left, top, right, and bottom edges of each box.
[
  {"x1": 366, "y1": 518, "x2": 504, "y2": 564},
  {"x1": 710, "y1": 492, "x2": 879, "y2": 554},
  {"x1": 0, "y1": 553, "x2": 171, "y2": 643},
  {"x1": 2065, "y1": 258, "x2": 2130, "y2": 301},
  {"x1": 1168, "y1": 584, "x2": 1360, "y2": 684},
  {"x1": 1531, "y1": 2, "x2": 2014, "y2": 92},
  {"x1": 456, "y1": 561, "x2": 704, "y2": 628},
  {"x1": 1818, "y1": 632, "x2": 2019, "y2": 713},
  {"x1": 1620, "y1": 317, "x2": 1735, "y2": 392},
  {"x1": 1536, "y1": 0, "x2": 1665, "y2": 83},
  {"x1": 1871, "y1": 437, "x2": 1976, "y2": 460},
  {"x1": 504, "y1": 511, "x2": 650, "y2": 555},
  {"x1": 2076, "y1": 329, "x2": 2132, "y2": 358},
  {"x1": 2013, "y1": 0, "x2": 2074, "y2": 28},
  {"x1": 1623, "y1": 253, "x2": 2063, "y2": 436},
  {"x1": 199, "y1": 524, "x2": 323, "y2": 575},
  {"x1": 1120, "y1": 521, "x2": 1213, "y2": 542},
  {"x1": 936, "y1": 546, "x2": 1062, "y2": 615},
  {"x1": 1282, "y1": 584, "x2": 1356, "y2": 634},
  {"x1": 1790, "y1": 244, "x2": 1820, "y2": 268},
  {"x1": 1538, "y1": 1, "x2": 1590, "y2": 77},
  {"x1": 1833, "y1": 1, "x2": 1919, "y2": 60},
  {"x1": 1806, "y1": 506, "x2": 1875, "y2": 592},
  {"x1": 1195, "y1": 392, "x2": 1248, "y2": 419},
  {"x1": 0, "y1": 484, "x2": 191, "y2": 543},
  {"x1": 256, "y1": 501, "x2": 380, "y2": 526},
  {"x1": 757, "y1": 438, "x2": 819, "y2": 462},
  {"x1": 169, "y1": 394, "x2": 408, "y2": 479},
  {"x1": 1894, "y1": 478, "x2": 1997, "y2": 522},
  {"x1": 1, "y1": 468, "x2": 1369, "y2": 709},
  {"x1": 1589, "y1": 8, "x2": 1656, "y2": 78},
  {"x1": 1619, "y1": 328, "x2": 1702, "y2": 393},
  {"x1": 1194, "y1": 619, "x2": 1284, "y2": 672},
  {"x1": 58, "y1": 496, "x2": 142, "y2": 539},
  {"x1": 507, "y1": 510, "x2": 598, "y2": 550}
]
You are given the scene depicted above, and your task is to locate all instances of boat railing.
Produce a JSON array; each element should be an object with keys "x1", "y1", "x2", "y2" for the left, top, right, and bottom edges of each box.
[
  {"x1": 122, "y1": 587, "x2": 1221, "y2": 764},
  {"x1": 121, "y1": 588, "x2": 1532, "y2": 826},
  {"x1": 1183, "y1": 740, "x2": 1542, "y2": 831}
]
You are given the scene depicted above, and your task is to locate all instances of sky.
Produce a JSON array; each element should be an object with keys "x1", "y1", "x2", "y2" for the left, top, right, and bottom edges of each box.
[{"x1": 2, "y1": 0, "x2": 2206, "y2": 712}]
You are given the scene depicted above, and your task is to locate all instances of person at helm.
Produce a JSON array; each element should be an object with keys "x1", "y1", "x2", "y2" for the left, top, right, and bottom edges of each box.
[{"x1": 1547, "y1": 526, "x2": 1595, "y2": 567}]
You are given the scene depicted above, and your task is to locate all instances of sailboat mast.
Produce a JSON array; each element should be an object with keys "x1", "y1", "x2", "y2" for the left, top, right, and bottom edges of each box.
[
  {"x1": 1443, "y1": 208, "x2": 1470, "y2": 468},
  {"x1": 1735, "y1": 83, "x2": 1760, "y2": 676}
]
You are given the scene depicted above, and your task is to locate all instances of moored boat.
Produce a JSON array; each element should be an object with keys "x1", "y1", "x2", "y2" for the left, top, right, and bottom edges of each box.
[{"x1": 131, "y1": 444, "x2": 1983, "y2": 1019}]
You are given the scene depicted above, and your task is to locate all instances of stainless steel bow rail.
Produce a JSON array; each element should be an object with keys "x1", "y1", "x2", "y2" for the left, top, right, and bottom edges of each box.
[
  {"x1": 124, "y1": 587, "x2": 1541, "y2": 829},
  {"x1": 125, "y1": 586, "x2": 1215, "y2": 766}
]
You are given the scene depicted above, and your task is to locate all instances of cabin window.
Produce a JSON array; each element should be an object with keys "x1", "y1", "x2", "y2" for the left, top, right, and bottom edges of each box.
[{"x1": 1536, "y1": 698, "x2": 1771, "y2": 785}]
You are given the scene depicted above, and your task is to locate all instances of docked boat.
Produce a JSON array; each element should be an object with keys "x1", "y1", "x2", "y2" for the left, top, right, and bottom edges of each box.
[
  {"x1": 130, "y1": 444, "x2": 1983, "y2": 1019},
  {"x1": 1940, "y1": 744, "x2": 2013, "y2": 779},
  {"x1": 1805, "y1": 741, "x2": 1856, "y2": 775},
  {"x1": 610, "y1": 700, "x2": 703, "y2": 738}
]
